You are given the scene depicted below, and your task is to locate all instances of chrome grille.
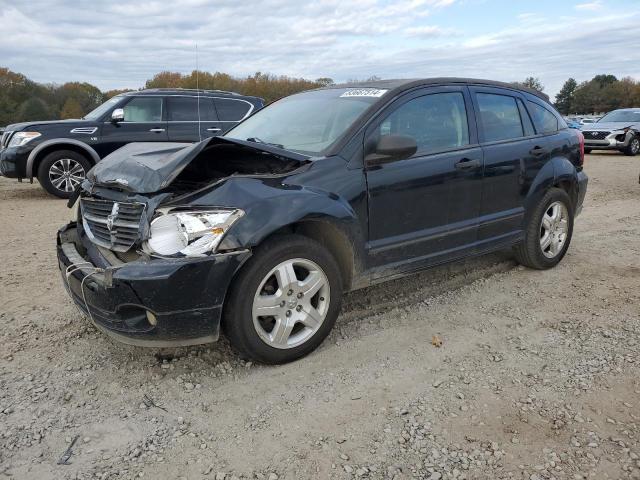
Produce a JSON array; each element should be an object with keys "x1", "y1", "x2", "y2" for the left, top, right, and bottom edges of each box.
[
  {"x1": 81, "y1": 198, "x2": 145, "y2": 252},
  {"x1": 1, "y1": 130, "x2": 13, "y2": 148},
  {"x1": 584, "y1": 130, "x2": 610, "y2": 140}
]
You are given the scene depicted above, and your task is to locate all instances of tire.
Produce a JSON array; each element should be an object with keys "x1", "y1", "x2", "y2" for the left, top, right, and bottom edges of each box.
[
  {"x1": 223, "y1": 234, "x2": 343, "y2": 364},
  {"x1": 623, "y1": 136, "x2": 640, "y2": 156},
  {"x1": 37, "y1": 150, "x2": 91, "y2": 199},
  {"x1": 513, "y1": 188, "x2": 574, "y2": 270},
  {"x1": 584, "y1": 148, "x2": 592, "y2": 154}
]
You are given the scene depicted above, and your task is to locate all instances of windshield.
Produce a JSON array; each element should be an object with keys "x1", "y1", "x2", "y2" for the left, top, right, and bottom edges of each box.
[
  {"x1": 83, "y1": 96, "x2": 123, "y2": 121},
  {"x1": 225, "y1": 88, "x2": 387, "y2": 155},
  {"x1": 598, "y1": 110, "x2": 640, "y2": 123}
]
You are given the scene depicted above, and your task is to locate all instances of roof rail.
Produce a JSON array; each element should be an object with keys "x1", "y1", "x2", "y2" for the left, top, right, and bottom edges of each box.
[{"x1": 142, "y1": 88, "x2": 241, "y2": 96}]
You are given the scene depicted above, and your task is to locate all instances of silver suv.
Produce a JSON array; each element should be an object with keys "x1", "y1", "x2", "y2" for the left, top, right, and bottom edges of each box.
[{"x1": 581, "y1": 108, "x2": 640, "y2": 156}]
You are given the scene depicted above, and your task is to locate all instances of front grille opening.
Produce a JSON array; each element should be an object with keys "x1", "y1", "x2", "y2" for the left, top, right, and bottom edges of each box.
[{"x1": 81, "y1": 198, "x2": 146, "y2": 252}]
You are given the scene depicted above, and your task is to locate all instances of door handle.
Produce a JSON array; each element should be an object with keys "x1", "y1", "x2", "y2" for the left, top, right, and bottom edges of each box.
[
  {"x1": 206, "y1": 128, "x2": 222, "y2": 132},
  {"x1": 454, "y1": 158, "x2": 481, "y2": 170},
  {"x1": 530, "y1": 146, "x2": 547, "y2": 156},
  {"x1": 149, "y1": 128, "x2": 165, "y2": 133}
]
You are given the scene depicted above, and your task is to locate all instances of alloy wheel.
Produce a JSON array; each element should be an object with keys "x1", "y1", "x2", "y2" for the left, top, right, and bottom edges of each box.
[
  {"x1": 631, "y1": 138, "x2": 640, "y2": 155},
  {"x1": 252, "y1": 258, "x2": 330, "y2": 349},
  {"x1": 49, "y1": 158, "x2": 86, "y2": 193},
  {"x1": 539, "y1": 201, "x2": 569, "y2": 259}
]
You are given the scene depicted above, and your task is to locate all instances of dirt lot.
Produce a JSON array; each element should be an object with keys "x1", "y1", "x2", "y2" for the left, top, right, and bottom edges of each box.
[{"x1": 0, "y1": 152, "x2": 639, "y2": 480}]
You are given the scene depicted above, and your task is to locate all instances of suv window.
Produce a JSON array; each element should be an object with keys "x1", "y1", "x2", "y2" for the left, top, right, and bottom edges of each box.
[
  {"x1": 214, "y1": 98, "x2": 251, "y2": 121},
  {"x1": 123, "y1": 97, "x2": 163, "y2": 122},
  {"x1": 378, "y1": 92, "x2": 469, "y2": 155},
  {"x1": 168, "y1": 97, "x2": 219, "y2": 121},
  {"x1": 476, "y1": 93, "x2": 524, "y2": 142},
  {"x1": 526, "y1": 101, "x2": 558, "y2": 134}
]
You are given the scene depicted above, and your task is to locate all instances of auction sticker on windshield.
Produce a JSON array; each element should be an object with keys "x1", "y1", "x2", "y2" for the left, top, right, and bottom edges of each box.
[{"x1": 340, "y1": 89, "x2": 388, "y2": 98}]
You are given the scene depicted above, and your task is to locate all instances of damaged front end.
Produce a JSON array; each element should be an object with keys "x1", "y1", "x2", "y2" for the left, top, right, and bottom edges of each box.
[{"x1": 57, "y1": 137, "x2": 310, "y2": 346}]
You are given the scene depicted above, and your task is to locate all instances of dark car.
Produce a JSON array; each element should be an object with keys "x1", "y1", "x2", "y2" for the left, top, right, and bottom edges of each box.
[
  {"x1": 57, "y1": 78, "x2": 587, "y2": 364},
  {"x1": 580, "y1": 108, "x2": 640, "y2": 155},
  {"x1": 0, "y1": 89, "x2": 264, "y2": 198}
]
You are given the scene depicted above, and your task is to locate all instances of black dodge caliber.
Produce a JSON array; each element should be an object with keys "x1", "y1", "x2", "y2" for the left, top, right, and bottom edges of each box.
[{"x1": 57, "y1": 78, "x2": 588, "y2": 364}]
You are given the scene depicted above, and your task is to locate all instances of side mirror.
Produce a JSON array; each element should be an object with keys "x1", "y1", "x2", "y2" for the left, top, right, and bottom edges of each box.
[
  {"x1": 111, "y1": 108, "x2": 124, "y2": 123},
  {"x1": 365, "y1": 134, "x2": 418, "y2": 165}
]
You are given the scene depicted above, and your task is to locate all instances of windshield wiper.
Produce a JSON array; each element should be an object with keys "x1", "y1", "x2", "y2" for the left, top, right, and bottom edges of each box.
[{"x1": 246, "y1": 137, "x2": 285, "y2": 149}]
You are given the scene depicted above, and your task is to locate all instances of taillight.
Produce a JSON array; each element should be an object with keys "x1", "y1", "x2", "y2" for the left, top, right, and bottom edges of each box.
[{"x1": 577, "y1": 130, "x2": 584, "y2": 167}]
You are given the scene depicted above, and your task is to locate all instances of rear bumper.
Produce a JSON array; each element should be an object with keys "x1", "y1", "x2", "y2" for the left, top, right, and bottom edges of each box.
[
  {"x1": 575, "y1": 170, "x2": 588, "y2": 216},
  {"x1": 57, "y1": 223, "x2": 251, "y2": 347}
]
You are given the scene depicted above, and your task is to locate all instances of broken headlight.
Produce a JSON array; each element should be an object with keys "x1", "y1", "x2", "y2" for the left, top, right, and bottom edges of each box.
[{"x1": 144, "y1": 209, "x2": 244, "y2": 257}]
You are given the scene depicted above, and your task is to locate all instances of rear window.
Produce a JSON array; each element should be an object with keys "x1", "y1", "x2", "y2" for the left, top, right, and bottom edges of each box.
[
  {"x1": 214, "y1": 98, "x2": 251, "y2": 121},
  {"x1": 527, "y1": 101, "x2": 559, "y2": 134},
  {"x1": 476, "y1": 93, "x2": 524, "y2": 142}
]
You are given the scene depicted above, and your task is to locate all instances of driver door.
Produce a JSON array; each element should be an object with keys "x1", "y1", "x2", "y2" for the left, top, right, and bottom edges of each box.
[
  {"x1": 364, "y1": 86, "x2": 483, "y2": 276},
  {"x1": 98, "y1": 96, "x2": 168, "y2": 157}
]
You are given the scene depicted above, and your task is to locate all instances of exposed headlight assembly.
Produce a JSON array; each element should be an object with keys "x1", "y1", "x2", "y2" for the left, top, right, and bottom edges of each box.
[
  {"x1": 8, "y1": 131, "x2": 41, "y2": 147},
  {"x1": 144, "y1": 209, "x2": 244, "y2": 257}
]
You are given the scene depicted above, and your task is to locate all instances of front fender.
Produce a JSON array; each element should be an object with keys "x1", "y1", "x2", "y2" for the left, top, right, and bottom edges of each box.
[{"x1": 27, "y1": 139, "x2": 101, "y2": 178}]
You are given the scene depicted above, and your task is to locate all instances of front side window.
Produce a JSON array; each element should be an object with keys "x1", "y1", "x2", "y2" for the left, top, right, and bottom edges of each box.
[
  {"x1": 527, "y1": 101, "x2": 558, "y2": 134},
  {"x1": 377, "y1": 92, "x2": 470, "y2": 155},
  {"x1": 123, "y1": 97, "x2": 163, "y2": 122},
  {"x1": 476, "y1": 93, "x2": 524, "y2": 142}
]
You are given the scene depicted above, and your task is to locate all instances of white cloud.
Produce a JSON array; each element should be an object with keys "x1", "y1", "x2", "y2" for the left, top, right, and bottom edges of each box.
[
  {"x1": 0, "y1": 0, "x2": 638, "y2": 98},
  {"x1": 575, "y1": 1, "x2": 603, "y2": 11}
]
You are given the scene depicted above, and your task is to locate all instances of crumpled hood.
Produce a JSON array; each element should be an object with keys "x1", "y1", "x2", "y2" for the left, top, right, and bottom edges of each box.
[
  {"x1": 86, "y1": 136, "x2": 310, "y2": 193},
  {"x1": 581, "y1": 122, "x2": 640, "y2": 131}
]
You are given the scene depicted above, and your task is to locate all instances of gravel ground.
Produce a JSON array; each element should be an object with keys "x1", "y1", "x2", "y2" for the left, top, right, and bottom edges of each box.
[{"x1": 0, "y1": 152, "x2": 639, "y2": 480}]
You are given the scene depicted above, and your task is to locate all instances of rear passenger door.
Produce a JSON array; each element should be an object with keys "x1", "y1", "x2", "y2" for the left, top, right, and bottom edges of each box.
[
  {"x1": 469, "y1": 87, "x2": 540, "y2": 246},
  {"x1": 167, "y1": 96, "x2": 226, "y2": 142}
]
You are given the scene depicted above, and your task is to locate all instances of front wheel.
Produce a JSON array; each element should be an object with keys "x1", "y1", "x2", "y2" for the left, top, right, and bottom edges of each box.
[
  {"x1": 223, "y1": 235, "x2": 343, "y2": 364},
  {"x1": 37, "y1": 150, "x2": 91, "y2": 198},
  {"x1": 623, "y1": 136, "x2": 640, "y2": 156},
  {"x1": 513, "y1": 188, "x2": 574, "y2": 269}
]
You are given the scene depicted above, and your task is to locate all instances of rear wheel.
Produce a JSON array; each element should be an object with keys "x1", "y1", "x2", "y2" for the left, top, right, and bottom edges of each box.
[
  {"x1": 623, "y1": 136, "x2": 639, "y2": 156},
  {"x1": 38, "y1": 150, "x2": 91, "y2": 198},
  {"x1": 513, "y1": 188, "x2": 574, "y2": 269},
  {"x1": 223, "y1": 235, "x2": 343, "y2": 364}
]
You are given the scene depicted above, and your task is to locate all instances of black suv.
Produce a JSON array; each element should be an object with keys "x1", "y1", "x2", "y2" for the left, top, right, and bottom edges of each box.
[
  {"x1": 0, "y1": 89, "x2": 264, "y2": 198},
  {"x1": 57, "y1": 78, "x2": 588, "y2": 364}
]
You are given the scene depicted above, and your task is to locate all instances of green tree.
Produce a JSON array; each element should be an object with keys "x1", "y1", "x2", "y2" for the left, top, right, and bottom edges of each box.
[
  {"x1": 513, "y1": 77, "x2": 544, "y2": 92},
  {"x1": 554, "y1": 78, "x2": 577, "y2": 115},
  {"x1": 16, "y1": 98, "x2": 51, "y2": 122},
  {"x1": 60, "y1": 97, "x2": 84, "y2": 119}
]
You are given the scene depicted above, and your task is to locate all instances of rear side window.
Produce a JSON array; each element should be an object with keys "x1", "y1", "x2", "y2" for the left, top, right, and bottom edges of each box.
[
  {"x1": 168, "y1": 97, "x2": 218, "y2": 121},
  {"x1": 214, "y1": 98, "x2": 251, "y2": 121},
  {"x1": 378, "y1": 92, "x2": 469, "y2": 155},
  {"x1": 123, "y1": 97, "x2": 163, "y2": 122},
  {"x1": 476, "y1": 93, "x2": 524, "y2": 142},
  {"x1": 526, "y1": 101, "x2": 559, "y2": 134}
]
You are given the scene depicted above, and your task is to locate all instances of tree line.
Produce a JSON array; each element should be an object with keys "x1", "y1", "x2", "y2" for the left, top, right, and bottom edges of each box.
[
  {"x1": 0, "y1": 67, "x2": 334, "y2": 126},
  {"x1": 1, "y1": 66, "x2": 639, "y2": 127}
]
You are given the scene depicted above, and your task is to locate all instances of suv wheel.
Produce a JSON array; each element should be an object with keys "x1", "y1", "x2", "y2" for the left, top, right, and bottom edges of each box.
[
  {"x1": 624, "y1": 136, "x2": 640, "y2": 156},
  {"x1": 38, "y1": 150, "x2": 91, "y2": 199},
  {"x1": 513, "y1": 188, "x2": 574, "y2": 269},
  {"x1": 224, "y1": 234, "x2": 343, "y2": 364}
]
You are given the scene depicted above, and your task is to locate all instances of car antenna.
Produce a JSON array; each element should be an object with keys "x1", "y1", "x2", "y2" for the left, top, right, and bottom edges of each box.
[{"x1": 196, "y1": 43, "x2": 202, "y2": 142}]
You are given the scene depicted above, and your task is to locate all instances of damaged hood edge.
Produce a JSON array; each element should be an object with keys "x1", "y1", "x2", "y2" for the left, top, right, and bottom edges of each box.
[{"x1": 85, "y1": 136, "x2": 311, "y2": 194}]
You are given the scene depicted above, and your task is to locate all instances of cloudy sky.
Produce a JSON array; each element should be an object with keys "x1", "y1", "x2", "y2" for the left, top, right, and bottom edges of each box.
[{"x1": 1, "y1": 0, "x2": 639, "y2": 99}]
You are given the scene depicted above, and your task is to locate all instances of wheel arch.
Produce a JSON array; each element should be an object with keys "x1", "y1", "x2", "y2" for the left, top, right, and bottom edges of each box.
[
  {"x1": 27, "y1": 139, "x2": 100, "y2": 179},
  {"x1": 525, "y1": 155, "x2": 580, "y2": 214},
  {"x1": 251, "y1": 217, "x2": 363, "y2": 292}
]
